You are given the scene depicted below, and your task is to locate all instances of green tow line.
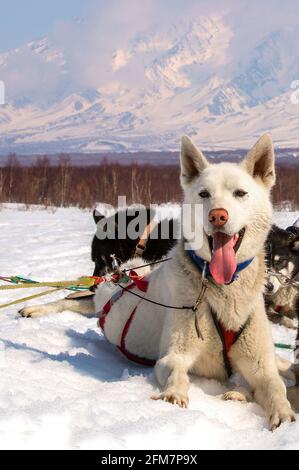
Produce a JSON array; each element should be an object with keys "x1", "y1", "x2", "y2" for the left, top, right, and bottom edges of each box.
[{"x1": 274, "y1": 342, "x2": 294, "y2": 351}]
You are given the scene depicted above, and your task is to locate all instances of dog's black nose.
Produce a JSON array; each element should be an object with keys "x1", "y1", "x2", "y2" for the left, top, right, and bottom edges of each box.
[{"x1": 265, "y1": 281, "x2": 274, "y2": 293}]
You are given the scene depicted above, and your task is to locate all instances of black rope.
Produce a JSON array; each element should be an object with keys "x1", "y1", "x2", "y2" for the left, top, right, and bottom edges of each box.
[
  {"x1": 116, "y1": 283, "x2": 193, "y2": 310},
  {"x1": 122, "y1": 257, "x2": 172, "y2": 273},
  {"x1": 112, "y1": 254, "x2": 207, "y2": 339}
]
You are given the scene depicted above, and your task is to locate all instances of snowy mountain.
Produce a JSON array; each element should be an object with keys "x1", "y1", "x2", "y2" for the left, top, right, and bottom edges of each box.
[{"x1": 0, "y1": 16, "x2": 299, "y2": 154}]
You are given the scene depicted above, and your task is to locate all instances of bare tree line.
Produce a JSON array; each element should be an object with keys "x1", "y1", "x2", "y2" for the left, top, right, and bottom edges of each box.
[
  {"x1": 0, "y1": 154, "x2": 298, "y2": 209},
  {"x1": 0, "y1": 154, "x2": 181, "y2": 207}
]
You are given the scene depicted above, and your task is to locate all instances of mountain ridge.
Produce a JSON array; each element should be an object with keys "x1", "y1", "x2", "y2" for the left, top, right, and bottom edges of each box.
[{"x1": 0, "y1": 16, "x2": 298, "y2": 154}]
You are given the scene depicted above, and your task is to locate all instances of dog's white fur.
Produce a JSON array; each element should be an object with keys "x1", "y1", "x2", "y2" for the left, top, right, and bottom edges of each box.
[{"x1": 20, "y1": 134, "x2": 295, "y2": 430}]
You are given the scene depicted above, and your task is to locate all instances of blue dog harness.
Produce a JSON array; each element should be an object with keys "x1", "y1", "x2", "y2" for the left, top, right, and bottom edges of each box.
[{"x1": 187, "y1": 249, "x2": 254, "y2": 284}]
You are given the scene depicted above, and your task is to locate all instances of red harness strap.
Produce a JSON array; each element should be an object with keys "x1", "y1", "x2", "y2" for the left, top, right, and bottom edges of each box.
[
  {"x1": 223, "y1": 329, "x2": 238, "y2": 358},
  {"x1": 99, "y1": 282, "x2": 135, "y2": 330},
  {"x1": 210, "y1": 309, "x2": 248, "y2": 377},
  {"x1": 98, "y1": 271, "x2": 155, "y2": 367},
  {"x1": 118, "y1": 307, "x2": 156, "y2": 366}
]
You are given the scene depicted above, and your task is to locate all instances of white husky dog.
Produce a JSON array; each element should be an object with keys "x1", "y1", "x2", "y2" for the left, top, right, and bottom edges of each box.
[
  {"x1": 94, "y1": 134, "x2": 295, "y2": 430},
  {"x1": 20, "y1": 134, "x2": 295, "y2": 430}
]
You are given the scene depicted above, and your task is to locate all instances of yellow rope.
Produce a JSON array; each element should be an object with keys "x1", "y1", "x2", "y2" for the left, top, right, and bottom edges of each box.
[
  {"x1": 0, "y1": 276, "x2": 98, "y2": 310},
  {"x1": 0, "y1": 276, "x2": 96, "y2": 290},
  {"x1": 0, "y1": 287, "x2": 65, "y2": 310}
]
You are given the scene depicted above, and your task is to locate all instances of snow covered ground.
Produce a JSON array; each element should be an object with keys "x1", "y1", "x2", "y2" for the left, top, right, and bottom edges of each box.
[{"x1": 0, "y1": 203, "x2": 298, "y2": 450}]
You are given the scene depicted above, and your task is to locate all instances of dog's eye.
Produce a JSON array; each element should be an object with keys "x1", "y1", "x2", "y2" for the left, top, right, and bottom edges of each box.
[
  {"x1": 234, "y1": 189, "x2": 248, "y2": 198},
  {"x1": 198, "y1": 190, "x2": 210, "y2": 198}
]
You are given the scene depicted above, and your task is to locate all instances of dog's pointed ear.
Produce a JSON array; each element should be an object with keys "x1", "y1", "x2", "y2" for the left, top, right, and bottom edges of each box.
[
  {"x1": 180, "y1": 135, "x2": 209, "y2": 185},
  {"x1": 93, "y1": 209, "x2": 105, "y2": 224},
  {"x1": 241, "y1": 134, "x2": 275, "y2": 188}
]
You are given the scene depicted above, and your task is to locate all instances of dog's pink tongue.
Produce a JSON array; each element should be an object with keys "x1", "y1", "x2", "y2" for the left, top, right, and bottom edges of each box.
[{"x1": 209, "y1": 232, "x2": 237, "y2": 284}]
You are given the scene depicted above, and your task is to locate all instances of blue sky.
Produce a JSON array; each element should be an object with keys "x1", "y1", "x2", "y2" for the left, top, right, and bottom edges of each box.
[
  {"x1": 1, "y1": 0, "x2": 297, "y2": 55},
  {"x1": 0, "y1": 0, "x2": 89, "y2": 52}
]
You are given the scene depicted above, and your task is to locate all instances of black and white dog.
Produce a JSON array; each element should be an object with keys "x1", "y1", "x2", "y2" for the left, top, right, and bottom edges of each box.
[
  {"x1": 91, "y1": 207, "x2": 178, "y2": 276},
  {"x1": 265, "y1": 222, "x2": 299, "y2": 329},
  {"x1": 20, "y1": 207, "x2": 178, "y2": 317}
]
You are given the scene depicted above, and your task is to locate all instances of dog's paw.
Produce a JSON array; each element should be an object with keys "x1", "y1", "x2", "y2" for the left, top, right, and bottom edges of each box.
[
  {"x1": 221, "y1": 391, "x2": 248, "y2": 403},
  {"x1": 220, "y1": 387, "x2": 252, "y2": 403},
  {"x1": 281, "y1": 317, "x2": 297, "y2": 330},
  {"x1": 151, "y1": 391, "x2": 189, "y2": 408},
  {"x1": 270, "y1": 404, "x2": 296, "y2": 431},
  {"x1": 19, "y1": 305, "x2": 49, "y2": 318}
]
